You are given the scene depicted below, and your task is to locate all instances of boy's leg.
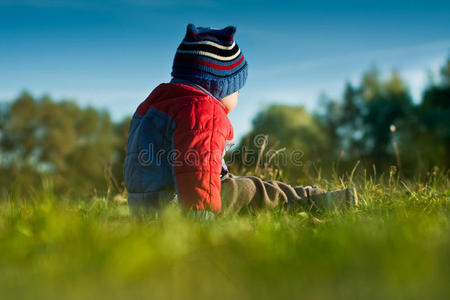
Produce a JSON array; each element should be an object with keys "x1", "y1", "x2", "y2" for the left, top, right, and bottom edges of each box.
[
  {"x1": 128, "y1": 190, "x2": 177, "y2": 220},
  {"x1": 220, "y1": 174, "x2": 357, "y2": 214},
  {"x1": 293, "y1": 185, "x2": 358, "y2": 209},
  {"x1": 220, "y1": 174, "x2": 308, "y2": 214}
]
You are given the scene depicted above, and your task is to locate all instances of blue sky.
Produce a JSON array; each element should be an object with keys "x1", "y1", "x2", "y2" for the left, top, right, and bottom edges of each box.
[{"x1": 1, "y1": 0, "x2": 449, "y2": 140}]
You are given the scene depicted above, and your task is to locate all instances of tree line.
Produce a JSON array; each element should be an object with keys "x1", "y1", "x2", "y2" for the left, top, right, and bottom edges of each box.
[
  {"x1": 1, "y1": 58, "x2": 449, "y2": 195},
  {"x1": 0, "y1": 93, "x2": 129, "y2": 196},
  {"x1": 232, "y1": 58, "x2": 450, "y2": 182}
]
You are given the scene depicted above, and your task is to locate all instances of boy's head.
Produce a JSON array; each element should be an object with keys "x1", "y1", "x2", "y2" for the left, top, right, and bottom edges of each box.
[{"x1": 171, "y1": 24, "x2": 248, "y2": 110}]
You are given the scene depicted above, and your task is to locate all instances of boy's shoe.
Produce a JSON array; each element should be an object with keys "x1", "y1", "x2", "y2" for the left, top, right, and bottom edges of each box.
[{"x1": 295, "y1": 186, "x2": 358, "y2": 209}]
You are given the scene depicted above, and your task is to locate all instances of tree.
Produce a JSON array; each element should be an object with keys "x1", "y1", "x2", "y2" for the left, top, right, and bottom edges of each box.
[
  {"x1": 411, "y1": 57, "x2": 450, "y2": 170},
  {"x1": 0, "y1": 92, "x2": 124, "y2": 196},
  {"x1": 320, "y1": 67, "x2": 414, "y2": 171},
  {"x1": 232, "y1": 105, "x2": 328, "y2": 182},
  {"x1": 361, "y1": 70, "x2": 413, "y2": 166}
]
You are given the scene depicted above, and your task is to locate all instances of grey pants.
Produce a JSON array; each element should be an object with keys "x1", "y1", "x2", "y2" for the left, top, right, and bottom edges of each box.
[
  {"x1": 220, "y1": 174, "x2": 319, "y2": 214},
  {"x1": 128, "y1": 174, "x2": 324, "y2": 217}
]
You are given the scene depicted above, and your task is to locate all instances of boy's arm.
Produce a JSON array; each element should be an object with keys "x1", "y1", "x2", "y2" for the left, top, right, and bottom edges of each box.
[{"x1": 172, "y1": 101, "x2": 232, "y2": 213}]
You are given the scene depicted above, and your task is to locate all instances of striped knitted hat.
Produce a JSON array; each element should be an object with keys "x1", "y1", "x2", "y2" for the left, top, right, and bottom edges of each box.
[{"x1": 171, "y1": 24, "x2": 248, "y2": 99}]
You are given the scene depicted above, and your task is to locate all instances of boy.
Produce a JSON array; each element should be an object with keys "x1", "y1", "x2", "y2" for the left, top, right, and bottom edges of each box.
[{"x1": 124, "y1": 24, "x2": 356, "y2": 217}]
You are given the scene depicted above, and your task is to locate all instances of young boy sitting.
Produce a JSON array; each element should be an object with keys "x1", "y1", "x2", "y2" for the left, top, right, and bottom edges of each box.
[{"x1": 124, "y1": 24, "x2": 356, "y2": 218}]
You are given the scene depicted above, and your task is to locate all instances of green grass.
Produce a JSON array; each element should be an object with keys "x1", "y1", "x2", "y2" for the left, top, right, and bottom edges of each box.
[{"x1": 0, "y1": 172, "x2": 449, "y2": 300}]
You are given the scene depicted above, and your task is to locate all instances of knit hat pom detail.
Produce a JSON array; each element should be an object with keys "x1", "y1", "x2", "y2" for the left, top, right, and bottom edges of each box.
[{"x1": 185, "y1": 24, "x2": 236, "y2": 42}]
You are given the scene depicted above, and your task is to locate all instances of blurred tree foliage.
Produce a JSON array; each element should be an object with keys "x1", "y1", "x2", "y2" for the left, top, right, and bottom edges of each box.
[
  {"x1": 0, "y1": 92, "x2": 129, "y2": 196},
  {"x1": 321, "y1": 67, "x2": 415, "y2": 172},
  {"x1": 231, "y1": 105, "x2": 329, "y2": 181},
  {"x1": 232, "y1": 57, "x2": 450, "y2": 181},
  {"x1": 410, "y1": 59, "x2": 450, "y2": 171},
  {"x1": 1, "y1": 58, "x2": 449, "y2": 195}
]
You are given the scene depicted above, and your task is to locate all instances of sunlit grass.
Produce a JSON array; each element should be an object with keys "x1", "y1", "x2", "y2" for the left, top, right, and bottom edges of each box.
[{"x1": 0, "y1": 172, "x2": 449, "y2": 300}]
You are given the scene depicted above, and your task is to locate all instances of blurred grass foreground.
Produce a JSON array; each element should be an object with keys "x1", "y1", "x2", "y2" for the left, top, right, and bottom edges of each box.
[{"x1": 0, "y1": 171, "x2": 449, "y2": 300}]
